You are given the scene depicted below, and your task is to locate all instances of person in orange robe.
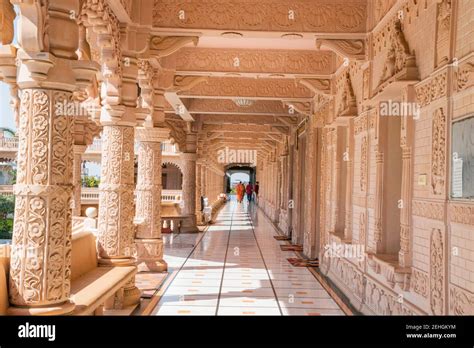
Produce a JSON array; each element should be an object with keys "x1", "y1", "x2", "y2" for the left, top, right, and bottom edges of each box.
[{"x1": 236, "y1": 181, "x2": 245, "y2": 203}]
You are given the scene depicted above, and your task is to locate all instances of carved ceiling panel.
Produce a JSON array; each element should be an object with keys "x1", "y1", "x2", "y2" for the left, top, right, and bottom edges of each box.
[
  {"x1": 177, "y1": 99, "x2": 295, "y2": 115},
  {"x1": 152, "y1": 0, "x2": 367, "y2": 33}
]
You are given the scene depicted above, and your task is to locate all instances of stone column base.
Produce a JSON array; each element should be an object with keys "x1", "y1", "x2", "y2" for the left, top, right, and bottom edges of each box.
[
  {"x1": 7, "y1": 301, "x2": 76, "y2": 316},
  {"x1": 180, "y1": 215, "x2": 200, "y2": 233},
  {"x1": 98, "y1": 258, "x2": 141, "y2": 309},
  {"x1": 135, "y1": 238, "x2": 168, "y2": 272}
]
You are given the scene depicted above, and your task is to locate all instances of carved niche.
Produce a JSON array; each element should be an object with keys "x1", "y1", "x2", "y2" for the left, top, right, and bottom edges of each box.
[
  {"x1": 430, "y1": 228, "x2": 445, "y2": 315},
  {"x1": 431, "y1": 108, "x2": 446, "y2": 195}
]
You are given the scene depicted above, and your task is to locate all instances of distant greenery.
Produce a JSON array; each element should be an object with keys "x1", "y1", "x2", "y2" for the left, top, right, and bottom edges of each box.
[
  {"x1": 0, "y1": 195, "x2": 15, "y2": 239},
  {"x1": 8, "y1": 169, "x2": 16, "y2": 185},
  {"x1": 82, "y1": 176, "x2": 100, "y2": 188}
]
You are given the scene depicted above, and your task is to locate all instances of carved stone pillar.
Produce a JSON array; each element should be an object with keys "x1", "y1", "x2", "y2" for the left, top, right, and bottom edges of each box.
[
  {"x1": 195, "y1": 162, "x2": 203, "y2": 225},
  {"x1": 72, "y1": 145, "x2": 87, "y2": 216},
  {"x1": 180, "y1": 152, "x2": 198, "y2": 232},
  {"x1": 6, "y1": 0, "x2": 98, "y2": 314},
  {"x1": 9, "y1": 86, "x2": 76, "y2": 314},
  {"x1": 134, "y1": 127, "x2": 170, "y2": 272},
  {"x1": 97, "y1": 122, "x2": 140, "y2": 306}
]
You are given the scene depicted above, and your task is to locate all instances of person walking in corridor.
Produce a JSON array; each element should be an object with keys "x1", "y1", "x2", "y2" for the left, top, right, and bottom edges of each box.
[
  {"x1": 246, "y1": 182, "x2": 253, "y2": 202},
  {"x1": 236, "y1": 181, "x2": 245, "y2": 203},
  {"x1": 254, "y1": 181, "x2": 259, "y2": 204}
]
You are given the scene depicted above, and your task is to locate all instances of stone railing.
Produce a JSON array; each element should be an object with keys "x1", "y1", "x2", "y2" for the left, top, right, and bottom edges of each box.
[
  {"x1": 161, "y1": 189, "x2": 182, "y2": 203},
  {"x1": 0, "y1": 185, "x2": 14, "y2": 197},
  {"x1": 81, "y1": 187, "x2": 100, "y2": 204},
  {"x1": 2, "y1": 184, "x2": 182, "y2": 206},
  {"x1": 161, "y1": 142, "x2": 179, "y2": 155},
  {"x1": 85, "y1": 138, "x2": 102, "y2": 153},
  {"x1": 0, "y1": 137, "x2": 18, "y2": 151}
]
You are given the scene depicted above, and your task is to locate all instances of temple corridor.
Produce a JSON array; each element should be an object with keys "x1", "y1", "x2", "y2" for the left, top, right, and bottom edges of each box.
[{"x1": 152, "y1": 198, "x2": 345, "y2": 316}]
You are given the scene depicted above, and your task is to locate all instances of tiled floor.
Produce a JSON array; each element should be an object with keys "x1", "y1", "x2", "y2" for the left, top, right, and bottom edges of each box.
[{"x1": 151, "y1": 198, "x2": 345, "y2": 316}]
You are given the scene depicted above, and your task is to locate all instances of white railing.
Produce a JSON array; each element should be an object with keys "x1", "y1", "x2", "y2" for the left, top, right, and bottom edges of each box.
[
  {"x1": 86, "y1": 138, "x2": 102, "y2": 153},
  {"x1": 161, "y1": 142, "x2": 179, "y2": 155},
  {"x1": 0, "y1": 137, "x2": 178, "y2": 158},
  {"x1": 81, "y1": 187, "x2": 100, "y2": 203},
  {"x1": 161, "y1": 189, "x2": 182, "y2": 203},
  {"x1": 0, "y1": 185, "x2": 14, "y2": 197},
  {"x1": 1, "y1": 185, "x2": 182, "y2": 205},
  {"x1": 0, "y1": 137, "x2": 18, "y2": 151}
]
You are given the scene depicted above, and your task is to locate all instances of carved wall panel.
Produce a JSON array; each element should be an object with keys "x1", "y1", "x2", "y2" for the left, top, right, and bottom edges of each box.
[
  {"x1": 449, "y1": 285, "x2": 474, "y2": 315},
  {"x1": 411, "y1": 269, "x2": 429, "y2": 298},
  {"x1": 415, "y1": 72, "x2": 447, "y2": 107}
]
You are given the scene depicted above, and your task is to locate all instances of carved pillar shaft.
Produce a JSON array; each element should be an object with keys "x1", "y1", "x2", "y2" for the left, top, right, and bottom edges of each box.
[
  {"x1": 134, "y1": 127, "x2": 169, "y2": 272},
  {"x1": 195, "y1": 162, "x2": 203, "y2": 224},
  {"x1": 373, "y1": 149, "x2": 384, "y2": 253},
  {"x1": 399, "y1": 145, "x2": 413, "y2": 266},
  {"x1": 9, "y1": 88, "x2": 75, "y2": 312},
  {"x1": 97, "y1": 124, "x2": 136, "y2": 261},
  {"x1": 180, "y1": 152, "x2": 198, "y2": 232},
  {"x1": 72, "y1": 145, "x2": 87, "y2": 217}
]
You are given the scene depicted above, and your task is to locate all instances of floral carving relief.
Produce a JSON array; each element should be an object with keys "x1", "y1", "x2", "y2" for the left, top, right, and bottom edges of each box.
[
  {"x1": 9, "y1": 89, "x2": 74, "y2": 307},
  {"x1": 449, "y1": 285, "x2": 474, "y2": 315},
  {"x1": 431, "y1": 108, "x2": 446, "y2": 195},
  {"x1": 456, "y1": 62, "x2": 474, "y2": 91},
  {"x1": 415, "y1": 72, "x2": 447, "y2": 107},
  {"x1": 430, "y1": 228, "x2": 445, "y2": 315},
  {"x1": 98, "y1": 125, "x2": 136, "y2": 259},
  {"x1": 411, "y1": 269, "x2": 429, "y2": 298}
]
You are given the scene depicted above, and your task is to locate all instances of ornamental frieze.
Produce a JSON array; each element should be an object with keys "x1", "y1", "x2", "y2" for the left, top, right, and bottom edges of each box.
[
  {"x1": 415, "y1": 72, "x2": 447, "y2": 107},
  {"x1": 448, "y1": 203, "x2": 474, "y2": 225},
  {"x1": 412, "y1": 200, "x2": 444, "y2": 220},
  {"x1": 153, "y1": 0, "x2": 367, "y2": 33},
  {"x1": 167, "y1": 47, "x2": 335, "y2": 75},
  {"x1": 179, "y1": 77, "x2": 312, "y2": 99}
]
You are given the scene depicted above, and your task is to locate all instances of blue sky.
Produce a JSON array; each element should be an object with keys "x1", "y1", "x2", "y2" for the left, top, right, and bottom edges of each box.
[{"x1": 0, "y1": 82, "x2": 15, "y2": 131}]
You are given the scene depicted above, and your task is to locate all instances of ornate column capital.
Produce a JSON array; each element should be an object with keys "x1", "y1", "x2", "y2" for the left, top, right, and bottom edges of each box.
[
  {"x1": 135, "y1": 127, "x2": 170, "y2": 143},
  {"x1": 73, "y1": 144, "x2": 88, "y2": 155},
  {"x1": 181, "y1": 152, "x2": 197, "y2": 161}
]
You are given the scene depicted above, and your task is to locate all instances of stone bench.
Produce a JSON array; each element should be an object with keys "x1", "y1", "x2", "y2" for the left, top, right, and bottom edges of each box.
[
  {"x1": 70, "y1": 231, "x2": 136, "y2": 315},
  {"x1": 0, "y1": 231, "x2": 136, "y2": 316}
]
